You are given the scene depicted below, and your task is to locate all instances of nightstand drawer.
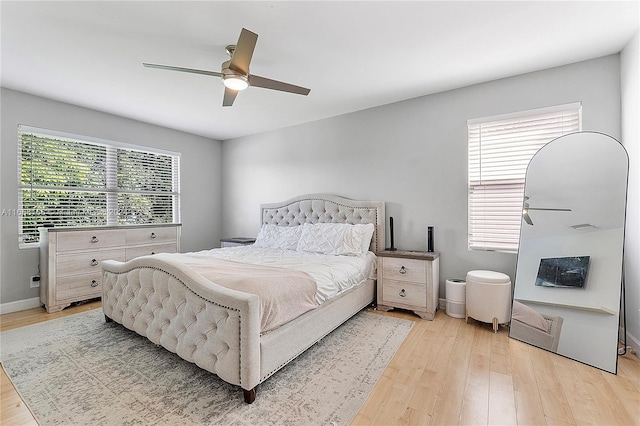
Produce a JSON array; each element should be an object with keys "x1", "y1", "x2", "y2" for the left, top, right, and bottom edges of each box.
[
  {"x1": 382, "y1": 279, "x2": 427, "y2": 309},
  {"x1": 382, "y1": 257, "x2": 426, "y2": 283},
  {"x1": 57, "y1": 249, "x2": 126, "y2": 277}
]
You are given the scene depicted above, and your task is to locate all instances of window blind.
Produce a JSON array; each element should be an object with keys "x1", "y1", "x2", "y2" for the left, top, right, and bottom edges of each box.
[
  {"x1": 18, "y1": 126, "x2": 180, "y2": 247},
  {"x1": 468, "y1": 103, "x2": 581, "y2": 253}
]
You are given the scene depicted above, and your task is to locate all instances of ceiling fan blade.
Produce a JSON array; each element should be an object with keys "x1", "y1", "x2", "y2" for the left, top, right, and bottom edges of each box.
[
  {"x1": 143, "y1": 63, "x2": 223, "y2": 78},
  {"x1": 249, "y1": 74, "x2": 311, "y2": 95},
  {"x1": 223, "y1": 87, "x2": 238, "y2": 107},
  {"x1": 527, "y1": 207, "x2": 572, "y2": 212},
  {"x1": 229, "y1": 28, "x2": 258, "y2": 75}
]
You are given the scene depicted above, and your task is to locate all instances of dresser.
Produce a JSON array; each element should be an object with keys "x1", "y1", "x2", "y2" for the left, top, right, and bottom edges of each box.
[
  {"x1": 39, "y1": 224, "x2": 181, "y2": 313},
  {"x1": 376, "y1": 250, "x2": 440, "y2": 320}
]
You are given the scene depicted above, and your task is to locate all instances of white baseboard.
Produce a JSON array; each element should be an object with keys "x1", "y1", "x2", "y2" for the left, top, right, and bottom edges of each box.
[
  {"x1": 0, "y1": 297, "x2": 40, "y2": 315},
  {"x1": 438, "y1": 298, "x2": 446, "y2": 311}
]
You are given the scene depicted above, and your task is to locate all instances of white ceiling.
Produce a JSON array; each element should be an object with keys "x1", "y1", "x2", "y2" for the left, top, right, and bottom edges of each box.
[{"x1": 1, "y1": 1, "x2": 638, "y2": 141}]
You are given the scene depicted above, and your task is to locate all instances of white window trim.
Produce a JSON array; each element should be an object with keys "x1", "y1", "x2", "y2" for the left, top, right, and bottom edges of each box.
[
  {"x1": 467, "y1": 102, "x2": 582, "y2": 126},
  {"x1": 467, "y1": 103, "x2": 582, "y2": 253},
  {"x1": 18, "y1": 125, "x2": 181, "y2": 157}
]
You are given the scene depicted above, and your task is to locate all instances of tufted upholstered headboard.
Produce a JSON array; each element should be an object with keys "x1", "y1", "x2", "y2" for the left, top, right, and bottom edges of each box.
[{"x1": 260, "y1": 193, "x2": 385, "y2": 253}]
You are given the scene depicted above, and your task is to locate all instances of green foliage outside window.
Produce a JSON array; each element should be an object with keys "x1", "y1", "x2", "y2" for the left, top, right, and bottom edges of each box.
[{"x1": 18, "y1": 130, "x2": 180, "y2": 246}]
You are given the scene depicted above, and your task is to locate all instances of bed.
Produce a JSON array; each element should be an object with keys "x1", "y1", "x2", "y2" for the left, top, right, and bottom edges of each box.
[
  {"x1": 510, "y1": 300, "x2": 564, "y2": 352},
  {"x1": 101, "y1": 193, "x2": 385, "y2": 403}
]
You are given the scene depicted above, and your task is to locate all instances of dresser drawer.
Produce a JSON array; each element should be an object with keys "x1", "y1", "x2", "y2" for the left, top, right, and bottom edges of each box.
[
  {"x1": 126, "y1": 227, "x2": 177, "y2": 245},
  {"x1": 56, "y1": 229, "x2": 126, "y2": 252},
  {"x1": 382, "y1": 257, "x2": 426, "y2": 283},
  {"x1": 125, "y1": 243, "x2": 177, "y2": 260},
  {"x1": 382, "y1": 279, "x2": 427, "y2": 309},
  {"x1": 57, "y1": 272, "x2": 102, "y2": 301},
  {"x1": 56, "y1": 249, "x2": 126, "y2": 277}
]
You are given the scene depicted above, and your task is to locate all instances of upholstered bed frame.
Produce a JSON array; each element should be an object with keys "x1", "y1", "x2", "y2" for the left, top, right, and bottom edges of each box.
[
  {"x1": 510, "y1": 314, "x2": 564, "y2": 353},
  {"x1": 101, "y1": 194, "x2": 385, "y2": 403}
]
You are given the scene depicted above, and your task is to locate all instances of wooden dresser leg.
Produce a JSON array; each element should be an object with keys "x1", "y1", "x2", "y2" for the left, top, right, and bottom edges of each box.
[{"x1": 243, "y1": 388, "x2": 256, "y2": 404}]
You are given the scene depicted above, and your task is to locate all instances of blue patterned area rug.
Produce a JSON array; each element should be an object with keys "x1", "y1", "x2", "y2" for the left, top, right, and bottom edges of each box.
[{"x1": 1, "y1": 308, "x2": 412, "y2": 425}]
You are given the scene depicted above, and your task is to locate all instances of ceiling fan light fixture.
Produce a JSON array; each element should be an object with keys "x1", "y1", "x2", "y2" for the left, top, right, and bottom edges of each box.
[{"x1": 222, "y1": 74, "x2": 249, "y2": 91}]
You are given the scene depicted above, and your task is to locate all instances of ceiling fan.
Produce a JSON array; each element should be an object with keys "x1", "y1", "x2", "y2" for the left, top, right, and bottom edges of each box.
[
  {"x1": 143, "y1": 28, "x2": 310, "y2": 107},
  {"x1": 522, "y1": 196, "x2": 572, "y2": 226}
]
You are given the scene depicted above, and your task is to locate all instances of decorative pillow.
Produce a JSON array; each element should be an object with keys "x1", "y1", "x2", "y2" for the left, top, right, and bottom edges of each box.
[
  {"x1": 253, "y1": 224, "x2": 302, "y2": 250},
  {"x1": 511, "y1": 301, "x2": 550, "y2": 332},
  {"x1": 296, "y1": 223, "x2": 374, "y2": 256},
  {"x1": 357, "y1": 223, "x2": 375, "y2": 253}
]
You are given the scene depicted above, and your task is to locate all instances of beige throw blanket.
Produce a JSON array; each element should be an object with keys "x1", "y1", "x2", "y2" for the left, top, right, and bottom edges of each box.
[{"x1": 166, "y1": 254, "x2": 319, "y2": 333}]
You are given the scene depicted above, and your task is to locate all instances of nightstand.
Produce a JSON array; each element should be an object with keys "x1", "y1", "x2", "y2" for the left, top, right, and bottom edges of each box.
[
  {"x1": 220, "y1": 237, "x2": 256, "y2": 248},
  {"x1": 376, "y1": 250, "x2": 440, "y2": 320}
]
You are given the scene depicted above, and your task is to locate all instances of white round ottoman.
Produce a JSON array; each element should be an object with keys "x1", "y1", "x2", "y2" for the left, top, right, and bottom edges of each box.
[{"x1": 465, "y1": 270, "x2": 512, "y2": 333}]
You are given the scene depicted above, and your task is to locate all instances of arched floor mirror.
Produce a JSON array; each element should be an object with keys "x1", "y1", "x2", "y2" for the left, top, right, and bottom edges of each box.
[{"x1": 509, "y1": 131, "x2": 628, "y2": 374}]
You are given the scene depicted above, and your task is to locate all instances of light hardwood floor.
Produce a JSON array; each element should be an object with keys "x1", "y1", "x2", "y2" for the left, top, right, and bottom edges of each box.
[{"x1": 1, "y1": 302, "x2": 639, "y2": 425}]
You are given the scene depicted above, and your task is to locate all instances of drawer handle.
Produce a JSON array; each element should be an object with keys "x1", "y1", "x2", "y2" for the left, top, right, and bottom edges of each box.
[
  {"x1": 399, "y1": 266, "x2": 407, "y2": 274},
  {"x1": 151, "y1": 251, "x2": 156, "y2": 255},
  {"x1": 150, "y1": 232, "x2": 157, "y2": 239},
  {"x1": 91, "y1": 236, "x2": 99, "y2": 243},
  {"x1": 399, "y1": 289, "x2": 407, "y2": 297},
  {"x1": 90, "y1": 280, "x2": 99, "y2": 287},
  {"x1": 90, "y1": 259, "x2": 99, "y2": 266}
]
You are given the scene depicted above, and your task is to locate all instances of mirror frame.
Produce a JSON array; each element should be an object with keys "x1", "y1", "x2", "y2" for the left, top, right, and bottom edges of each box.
[{"x1": 510, "y1": 131, "x2": 629, "y2": 374}]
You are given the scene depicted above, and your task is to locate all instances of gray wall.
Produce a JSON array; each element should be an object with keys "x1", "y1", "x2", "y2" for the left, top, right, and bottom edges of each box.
[
  {"x1": 621, "y1": 31, "x2": 640, "y2": 352},
  {"x1": 221, "y1": 55, "x2": 622, "y2": 299},
  {"x1": 0, "y1": 89, "x2": 223, "y2": 307}
]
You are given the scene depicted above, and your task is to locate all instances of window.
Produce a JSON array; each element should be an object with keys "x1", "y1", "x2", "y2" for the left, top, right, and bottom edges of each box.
[
  {"x1": 467, "y1": 103, "x2": 581, "y2": 253},
  {"x1": 18, "y1": 126, "x2": 180, "y2": 247}
]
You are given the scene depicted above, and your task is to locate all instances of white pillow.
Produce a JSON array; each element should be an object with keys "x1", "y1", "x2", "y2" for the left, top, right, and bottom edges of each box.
[
  {"x1": 296, "y1": 223, "x2": 374, "y2": 256},
  {"x1": 253, "y1": 224, "x2": 302, "y2": 250},
  {"x1": 357, "y1": 223, "x2": 375, "y2": 253}
]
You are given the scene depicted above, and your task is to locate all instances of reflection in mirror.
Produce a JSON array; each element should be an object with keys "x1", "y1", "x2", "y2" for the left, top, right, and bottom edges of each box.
[{"x1": 510, "y1": 132, "x2": 628, "y2": 374}]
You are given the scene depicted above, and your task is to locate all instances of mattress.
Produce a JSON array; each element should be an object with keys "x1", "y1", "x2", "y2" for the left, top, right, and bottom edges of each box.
[{"x1": 181, "y1": 246, "x2": 378, "y2": 304}]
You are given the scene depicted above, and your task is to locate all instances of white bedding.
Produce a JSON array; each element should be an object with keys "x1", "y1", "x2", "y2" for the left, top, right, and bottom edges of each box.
[{"x1": 183, "y1": 246, "x2": 377, "y2": 304}]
